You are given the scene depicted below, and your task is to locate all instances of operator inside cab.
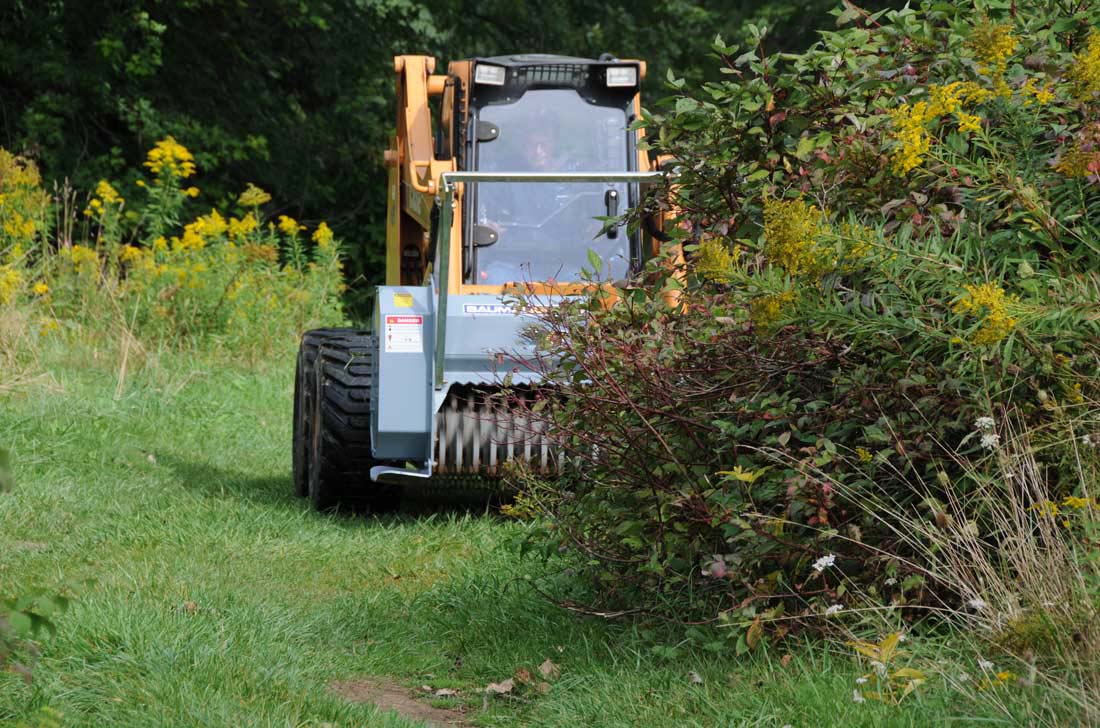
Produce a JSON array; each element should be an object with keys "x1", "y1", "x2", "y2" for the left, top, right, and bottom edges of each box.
[{"x1": 467, "y1": 57, "x2": 639, "y2": 286}]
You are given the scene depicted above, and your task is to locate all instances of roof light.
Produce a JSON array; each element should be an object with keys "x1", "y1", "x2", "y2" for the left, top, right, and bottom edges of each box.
[
  {"x1": 474, "y1": 64, "x2": 506, "y2": 86},
  {"x1": 605, "y1": 66, "x2": 637, "y2": 87}
]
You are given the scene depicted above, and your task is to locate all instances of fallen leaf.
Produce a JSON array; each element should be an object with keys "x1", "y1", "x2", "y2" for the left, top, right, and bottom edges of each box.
[
  {"x1": 183, "y1": 600, "x2": 197, "y2": 614},
  {"x1": 538, "y1": 659, "x2": 560, "y2": 680},
  {"x1": 780, "y1": 654, "x2": 793, "y2": 668},
  {"x1": 420, "y1": 685, "x2": 432, "y2": 693},
  {"x1": 433, "y1": 688, "x2": 459, "y2": 697},
  {"x1": 689, "y1": 671, "x2": 704, "y2": 685},
  {"x1": 485, "y1": 678, "x2": 514, "y2": 695},
  {"x1": 536, "y1": 681, "x2": 551, "y2": 694},
  {"x1": 514, "y1": 668, "x2": 533, "y2": 685}
]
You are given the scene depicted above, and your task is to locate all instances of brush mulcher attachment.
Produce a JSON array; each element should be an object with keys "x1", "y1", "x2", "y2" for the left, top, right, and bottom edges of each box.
[{"x1": 292, "y1": 53, "x2": 673, "y2": 510}]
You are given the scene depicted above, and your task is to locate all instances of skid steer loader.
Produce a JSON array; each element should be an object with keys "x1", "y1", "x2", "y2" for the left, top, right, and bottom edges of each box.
[{"x1": 292, "y1": 53, "x2": 673, "y2": 511}]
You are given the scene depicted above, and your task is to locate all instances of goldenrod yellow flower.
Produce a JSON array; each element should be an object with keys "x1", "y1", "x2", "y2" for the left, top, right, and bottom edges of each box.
[
  {"x1": 693, "y1": 234, "x2": 738, "y2": 283},
  {"x1": 1069, "y1": 30, "x2": 1100, "y2": 101},
  {"x1": 0, "y1": 264, "x2": 23, "y2": 304},
  {"x1": 32, "y1": 281, "x2": 49, "y2": 296},
  {"x1": 312, "y1": 221, "x2": 335, "y2": 249},
  {"x1": 95, "y1": 179, "x2": 123, "y2": 205},
  {"x1": 889, "y1": 102, "x2": 932, "y2": 175},
  {"x1": 238, "y1": 183, "x2": 272, "y2": 207},
  {"x1": 1, "y1": 211, "x2": 35, "y2": 240},
  {"x1": 952, "y1": 281, "x2": 1018, "y2": 345},
  {"x1": 228, "y1": 212, "x2": 258, "y2": 240},
  {"x1": 956, "y1": 112, "x2": 982, "y2": 134},
  {"x1": 967, "y1": 18, "x2": 1017, "y2": 97},
  {"x1": 183, "y1": 187, "x2": 200, "y2": 198},
  {"x1": 144, "y1": 136, "x2": 196, "y2": 180},
  {"x1": 278, "y1": 215, "x2": 304, "y2": 235},
  {"x1": 762, "y1": 197, "x2": 831, "y2": 275},
  {"x1": 1062, "y1": 496, "x2": 1090, "y2": 510},
  {"x1": 69, "y1": 245, "x2": 98, "y2": 266},
  {"x1": 749, "y1": 289, "x2": 798, "y2": 328}
]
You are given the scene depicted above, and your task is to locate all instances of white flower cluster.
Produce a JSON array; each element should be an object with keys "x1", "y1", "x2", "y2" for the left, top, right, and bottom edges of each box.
[
  {"x1": 812, "y1": 554, "x2": 836, "y2": 573},
  {"x1": 974, "y1": 416, "x2": 1000, "y2": 450}
]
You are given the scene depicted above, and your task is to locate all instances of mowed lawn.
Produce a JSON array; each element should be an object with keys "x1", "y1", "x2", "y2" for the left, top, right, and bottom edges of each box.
[{"x1": 0, "y1": 347, "x2": 1000, "y2": 727}]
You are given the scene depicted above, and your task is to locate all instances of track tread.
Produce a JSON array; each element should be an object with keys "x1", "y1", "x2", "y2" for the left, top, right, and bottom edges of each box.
[{"x1": 295, "y1": 327, "x2": 402, "y2": 512}]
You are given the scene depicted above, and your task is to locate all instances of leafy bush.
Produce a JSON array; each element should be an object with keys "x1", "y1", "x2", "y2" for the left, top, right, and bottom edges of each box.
[
  {"x1": 509, "y1": 0, "x2": 1100, "y2": 656},
  {"x1": 0, "y1": 137, "x2": 345, "y2": 359}
]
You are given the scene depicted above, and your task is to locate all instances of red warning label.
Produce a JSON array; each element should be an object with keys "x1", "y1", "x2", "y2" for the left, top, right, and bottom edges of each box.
[{"x1": 384, "y1": 314, "x2": 423, "y2": 353}]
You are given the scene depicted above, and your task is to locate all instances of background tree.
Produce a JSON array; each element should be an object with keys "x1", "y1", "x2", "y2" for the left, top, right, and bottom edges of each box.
[{"x1": 0, "y1": 0, "x2": 899, "y2": 312}]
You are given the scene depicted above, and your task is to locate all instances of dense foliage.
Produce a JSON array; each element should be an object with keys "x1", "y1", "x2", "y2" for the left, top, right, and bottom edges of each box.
[{"x1": 511, "y1": 0, "x2": 1100, "y2": 658}]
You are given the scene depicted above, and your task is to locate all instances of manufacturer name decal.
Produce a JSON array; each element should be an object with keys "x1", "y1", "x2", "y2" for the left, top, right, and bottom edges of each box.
[{"x1": 463, "y1": 303, "x2": 515, "y2": 316}]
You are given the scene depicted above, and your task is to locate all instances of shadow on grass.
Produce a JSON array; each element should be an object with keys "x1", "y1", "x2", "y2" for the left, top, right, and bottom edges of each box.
[
  {"x1": 156, "y1": 452, "x2": 300, "y2": 509},
  {"x1": 157, "y1": 452, "x2": 508, "y2": 521}
]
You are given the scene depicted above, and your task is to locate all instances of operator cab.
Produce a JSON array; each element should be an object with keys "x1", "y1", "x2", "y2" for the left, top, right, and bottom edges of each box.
[{"x1": 463, "y1": 55, "x2": 642, "y2": 285}]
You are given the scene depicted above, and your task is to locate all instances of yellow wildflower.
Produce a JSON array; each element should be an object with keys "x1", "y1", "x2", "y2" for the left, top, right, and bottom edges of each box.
[
  {"x1": 693, "y1": 234, "x2": 738, "y2": 283},
  {"x1": 38, "y1": 318, "x2": 59, "y2": 336},
  {"x1": 927, "y1": 83, "x2": 966, "y2": 117},
  {"x1": 32, "y1": 281, "x2": 49, "y2": 296},
  {"x1": 312, "y1": 221, "x2": 335, "y2": 249},
  {"x1": 1029, "y1": 500, "x2": 1060, "y2": 518},
  {"x1": 228, "y1": 212, "x2": 259, "y2": 240},
  {"x1": 183, "y1": 186, "x2": 200, "y2": 198},
  {"x1": 69, "y1": 245, "x2": 98, "y2": 266},
  {"x1": 153, "y1": 236, "x2": 168, "y2": 251},
  {"x1": 856, "y1": 447, "x2": 873, "y2": 463},
  {"x1": 2, "y1": 211, "x2": 35, "y2": 240},
  {"x1": 952, "y1": 282, "x2": 1018, "y2": 345},
  {"x1": 1056, "y1": 123, "x2": 1100, "y2": 178},
  {"x1": 278, "y1": 215, "x2": 304, "y2": 235},
  {"x1": 120, "y1": 245, "x2": 143, "y2": 263},
  {"x1": 1069, "y1": 30, "x2": 1100, "y2": 101},
  {"x1": 144, "y1": 136, "x2": 196, "y2": 180},
  {"x1": 1062, "y1": 496, "x2": 1090, "y2": 510},
  {"x1": 95, "y1": 179, "x2": 123, "y2": 205},
  {"x1": 0, "y1": 264, "x2": 23, "y2": 304},
  {"x1": 238, "y1": 183, "x2": 272, "y2": 207},
  {"x1": 749, "y1": 289, "x2": 798, "y2": 328},
  {"x1": 967, "y1": 18, "x2": 1017, "y2": 97},
  {"x1": 762, "y1": 197, "x2": 831, "y2": 275},
  {"x1": 889, "y1": 102, "x2": 932, "y2": 175},
  {"x1": 957, "y1": 112, "x2": 982, "y2": 134}
]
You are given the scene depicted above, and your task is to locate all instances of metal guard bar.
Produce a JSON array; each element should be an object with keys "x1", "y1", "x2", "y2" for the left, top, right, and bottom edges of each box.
[{"x1": 432, "y1": 171, "x2": 667, "y2": 389}]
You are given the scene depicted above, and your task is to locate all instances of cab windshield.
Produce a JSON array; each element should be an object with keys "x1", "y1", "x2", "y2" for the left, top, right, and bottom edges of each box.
[{"x1": 472, "y1": 89, "x2": 630, "y2": 285}]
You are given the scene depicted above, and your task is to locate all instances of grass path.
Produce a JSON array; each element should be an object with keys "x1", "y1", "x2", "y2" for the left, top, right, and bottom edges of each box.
[{"x1": 0, "y1": 350, "x2": 999, "y2": 727}]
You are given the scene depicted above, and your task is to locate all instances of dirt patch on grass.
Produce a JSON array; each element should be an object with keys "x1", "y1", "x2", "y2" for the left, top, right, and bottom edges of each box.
[{"x1": 329, "y1": 677, "x2": 472, "y2": 727}]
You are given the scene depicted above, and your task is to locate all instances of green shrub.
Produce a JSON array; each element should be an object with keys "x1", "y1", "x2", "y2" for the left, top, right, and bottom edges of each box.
[{"x1": 510, "y1": 0, "x2": 1100, "y2": 652}]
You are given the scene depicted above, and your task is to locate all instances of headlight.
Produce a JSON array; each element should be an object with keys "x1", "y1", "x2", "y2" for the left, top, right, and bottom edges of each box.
[
  {"x1": 474, "y1": 64, "x2": 507, "y2": 86},
  {"x1": 605, "y1": 66, "x2": 637, "y2": 88}
]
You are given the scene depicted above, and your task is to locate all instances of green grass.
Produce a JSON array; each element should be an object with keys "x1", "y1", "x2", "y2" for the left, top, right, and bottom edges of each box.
[{"x1": 0, "y1": 345, "x2": 1027, "y2": 727}]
